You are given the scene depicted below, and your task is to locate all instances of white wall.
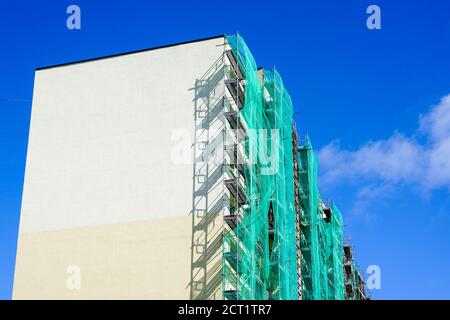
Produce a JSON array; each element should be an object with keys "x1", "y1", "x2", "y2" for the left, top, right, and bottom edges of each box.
[
  {"x1": 14, "y1": 36, "x2": 226, "y2": 299},
  {"x1": 19, "y1": 37, "x2": 224, "y2": 233}
]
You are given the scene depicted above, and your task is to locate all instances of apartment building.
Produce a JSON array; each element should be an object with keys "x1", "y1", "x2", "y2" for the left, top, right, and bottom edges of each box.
[{"x1": 14, "y1": 34, "x2": 367, "y2": 300}]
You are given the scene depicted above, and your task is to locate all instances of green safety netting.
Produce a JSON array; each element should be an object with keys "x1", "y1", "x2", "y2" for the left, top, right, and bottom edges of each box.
[
  {"x1": 346, "y1": 260, "x2": 366, "y2": 300},
  {"x1": 222, "y1": 34, "x2": 298, "y2": 300},
  {"x1": 329, "y1": 203, "x2": 345, "y2": 300},
  {"x1": 298, "y1": 138, "x2": 344, "y2": 300},
  {"x1": 222, "y1": 34, "x2": 348, "y2": 301}
]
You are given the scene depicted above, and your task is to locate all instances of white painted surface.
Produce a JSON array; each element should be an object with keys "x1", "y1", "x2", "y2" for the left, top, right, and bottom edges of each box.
[{"x1": 19, "y1": 37, "x2": 225, "y2": 233}]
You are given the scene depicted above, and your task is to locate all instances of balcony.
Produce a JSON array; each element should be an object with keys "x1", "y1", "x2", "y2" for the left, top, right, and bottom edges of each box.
[
  {"x1": 224, "y1": 178, "x2": 246, "y2": 206},
  {"x1": 343, "y1": 244, "x2": 353, "y2": 261},
  {"x1": 225, "y1": 80, "x2": 245, "y2": 109},
  {"x1": 224, "y1": 251, "x2": 241, "y2": 270},
  {"x1": 224, "y1": 213, "x2": 241, "y2": 230},
  {"x1": 345, "y1": 283, "x2": 354, "y2": 297},
  {"x1": 323, "y1": 207, "x2": 332, "y2": 223},
  {"x1": 225, "y1": 50, "x2": 245, "y2": 80},
  {"x1": 344, "y1": 263, "x2": 352, "y2": 276},
  {"x1": 224, "y1": 111, "x2": 247, "y2": 142},
  {"x1": 223, "y1": 289, "x2": 240, "y2": 300},
  {"x1": 224, "y1": 144, "x2": 249, "y2": 169}
]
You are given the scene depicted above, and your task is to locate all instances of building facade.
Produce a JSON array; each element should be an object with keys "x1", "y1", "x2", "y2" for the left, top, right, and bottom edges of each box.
[{"x1": 14, "y1": 34, "x2": 367, "y2": 300}]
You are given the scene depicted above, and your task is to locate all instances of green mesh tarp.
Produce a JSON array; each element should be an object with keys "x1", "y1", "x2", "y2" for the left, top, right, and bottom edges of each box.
[
  {"x1": 263, "y1": 69, "x2": 298, "y2": 300},
  {"x1": 222, "y1": 34, "x2": 298, "y2": 300},
  {"x1": 346, "y1": 261, "x2": 367, "y2": 300},
  {"x1": 222, "y1": 34, "x2": 347, "y2": 301},
  {"x1": 298, "y1": 138, "x2": 344, "y2": 300}
]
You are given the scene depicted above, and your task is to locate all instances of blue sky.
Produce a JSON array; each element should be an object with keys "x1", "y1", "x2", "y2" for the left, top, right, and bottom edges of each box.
[{"x1": 1, "y1": 0, "x2": 449, "y2": 299}]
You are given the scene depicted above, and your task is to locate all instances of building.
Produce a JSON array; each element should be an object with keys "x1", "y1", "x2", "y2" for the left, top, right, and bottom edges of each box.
[
  {"x1": 343, "y1": 244, "x2": 369, "y2": 300},
  {"x1": 13, "y1": 34, "x2": 368, "y2": 300},
  {"x1": 298, "y1": 138, "x2": 345, "y2": 300}
]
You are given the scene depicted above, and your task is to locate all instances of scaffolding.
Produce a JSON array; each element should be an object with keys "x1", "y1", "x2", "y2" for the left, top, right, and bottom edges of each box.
[
  {"x1": 292, "y1": 122, "x2": 303, "y2": 299},
  {"x1": 222, "y1": 34, "x2": 298, "y2": 300},
  {"x1": 344, "y1": 244, "x2": 369, "y2": 300},
  {"x1": 221, "y1": 34, "x2": 365, "y2": 301},
  {"x1": 298, "y1": 138, "x2": 345, "y2": 300}
]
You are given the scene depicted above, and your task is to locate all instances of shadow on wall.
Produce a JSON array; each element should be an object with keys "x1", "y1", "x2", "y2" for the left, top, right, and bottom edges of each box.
[{"x1": 188, "y1": 55, "x2": 226, "y2": 300}]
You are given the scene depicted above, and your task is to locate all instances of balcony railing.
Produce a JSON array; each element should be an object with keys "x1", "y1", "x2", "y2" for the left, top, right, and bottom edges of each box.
[{"x1": 225, "y1": 50, "x2": 245, "y2": 80}]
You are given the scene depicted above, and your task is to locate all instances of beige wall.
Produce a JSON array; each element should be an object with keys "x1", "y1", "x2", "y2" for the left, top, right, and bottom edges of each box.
[
  {"x1": 14, "y1": 217, "x2": 192, "y2": 299},
  {"x1": 14, "y1": 37, "x2": 227, "y2": 299}
]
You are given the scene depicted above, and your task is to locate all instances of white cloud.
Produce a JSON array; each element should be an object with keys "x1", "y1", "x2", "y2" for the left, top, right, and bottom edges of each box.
[
  {"x1": 318, "y1": 94, "x2": 450, "y2": 194},
  {"x1": 350, "y1": 183, "x2": 394, "y2": 220},
  {"x1": 420, "y1": 94, "x2": 450, "y2": 143}
]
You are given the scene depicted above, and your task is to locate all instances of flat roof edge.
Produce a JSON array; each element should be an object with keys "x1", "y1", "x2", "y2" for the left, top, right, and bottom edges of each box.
[{"x1": 36, "y1": 34, "x2": 225, "y2": 71}]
